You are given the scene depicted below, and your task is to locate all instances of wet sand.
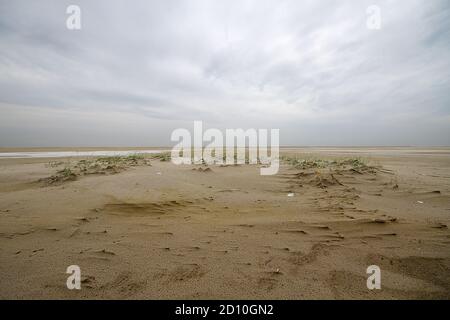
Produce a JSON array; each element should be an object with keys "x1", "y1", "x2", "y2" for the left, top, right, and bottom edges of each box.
[{"x1": 0, "y1": 147, "x2": 449, "y2": 299}]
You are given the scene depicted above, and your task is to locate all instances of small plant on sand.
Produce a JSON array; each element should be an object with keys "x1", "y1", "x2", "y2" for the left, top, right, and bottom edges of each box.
[
  {"x1": 42, "y1": 167, "x2": 78, "y2": 184},
  {"x1": 58, "y1": 167, "x2": 75, "y2": 177},
  {"x1": 150, "y1": 152, "x2": 171, "y2": 162},
  {"x1": 125, "y1": 154, "x2": 145, "y2": 161},
  {"x1": 45, "y1": 161, "x2": 65, "y2": 168}
]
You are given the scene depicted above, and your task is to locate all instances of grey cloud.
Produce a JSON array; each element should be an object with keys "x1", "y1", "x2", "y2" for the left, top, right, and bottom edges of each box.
[{"x1": 0, "y1": 0, "x2": 449, "y2": 146}]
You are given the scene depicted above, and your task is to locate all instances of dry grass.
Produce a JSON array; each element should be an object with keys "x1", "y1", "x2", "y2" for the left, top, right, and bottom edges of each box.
[
  {"x1": 40, "y1": 154, "x2": 152, "y2": 185},
  {"x1": 281, "y1": 155, "x2": 376, "y2": 172},
  {"x1": 149, "y1": 152, "x2": 171, "y2": 162}
]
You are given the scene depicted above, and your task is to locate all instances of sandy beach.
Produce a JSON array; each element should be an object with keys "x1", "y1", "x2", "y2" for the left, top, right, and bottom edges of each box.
[{"x1": 0, "y1": 147, "x2": 449, "y2": 299}]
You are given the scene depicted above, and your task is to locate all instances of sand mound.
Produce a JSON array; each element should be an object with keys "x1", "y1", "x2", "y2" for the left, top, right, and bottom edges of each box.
[{"x1": 39, "y1": 155, "x2": 151, "y2": 185}]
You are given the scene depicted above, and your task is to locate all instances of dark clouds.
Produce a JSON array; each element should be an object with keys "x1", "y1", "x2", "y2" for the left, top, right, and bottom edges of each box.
[{"x1": 0, "y1": 0, "x2": 449, "y2": 146}]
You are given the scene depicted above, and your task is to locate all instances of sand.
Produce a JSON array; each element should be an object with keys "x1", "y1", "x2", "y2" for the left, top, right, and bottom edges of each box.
[{"x1": 0, "y1": 147, "x2": 449, "y2": 299}]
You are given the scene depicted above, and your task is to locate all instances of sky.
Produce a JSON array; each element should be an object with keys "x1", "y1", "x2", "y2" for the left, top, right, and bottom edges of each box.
[{"x1": 0, "y1": 0, "x2": 449, "y2": 147}]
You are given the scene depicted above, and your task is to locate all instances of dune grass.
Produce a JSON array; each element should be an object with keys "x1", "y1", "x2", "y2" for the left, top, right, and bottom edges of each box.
[{"x1": 41, "y1": 153, "x2": 152, "y2": 184}]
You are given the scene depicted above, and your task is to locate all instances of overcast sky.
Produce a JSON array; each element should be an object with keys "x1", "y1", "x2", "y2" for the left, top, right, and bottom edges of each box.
[{"x1": 0, "y1": 0, "x2": 449, "y2": 146}]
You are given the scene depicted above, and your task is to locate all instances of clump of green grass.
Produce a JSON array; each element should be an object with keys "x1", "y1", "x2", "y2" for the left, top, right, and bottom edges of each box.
[
  {"x1": 58, "y1": 167, "x2": 75, "y2": 177},
  {"x1": 43, "y1": 167, "x2": 77, "y2": 184},
  {"x1": 150, "y1": 152, "x2": 171, "y2": 162},
  {"x1": 76, "y1": 154, "x2": 151, "y2": 172},
  {"x1": 125, "y1": 154, "x2": 145, "y2": 161},
  {"x1": 337, "y1": 158, "x2": 366, "y2": 168},
  {"x1": 45, "y1": 161, "x2": 65, "y2": 168},
  {"x1": 281, "y1": 155, "x2": 378, "y2": 189},
  {"x1": 281, "y1": 155, "x2": 374, "y2": 172},
  {"x1": 281, "y1": 156, "x2": 332, "y2": 169},
  {"x1": 40, "y1": 153, "x2": 152, "y2": 185}
]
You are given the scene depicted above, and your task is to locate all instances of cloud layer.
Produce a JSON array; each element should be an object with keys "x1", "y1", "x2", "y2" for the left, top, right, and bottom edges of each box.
[{"x1": 0, "y1": 0, "x2": 449, "y2": 146}]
